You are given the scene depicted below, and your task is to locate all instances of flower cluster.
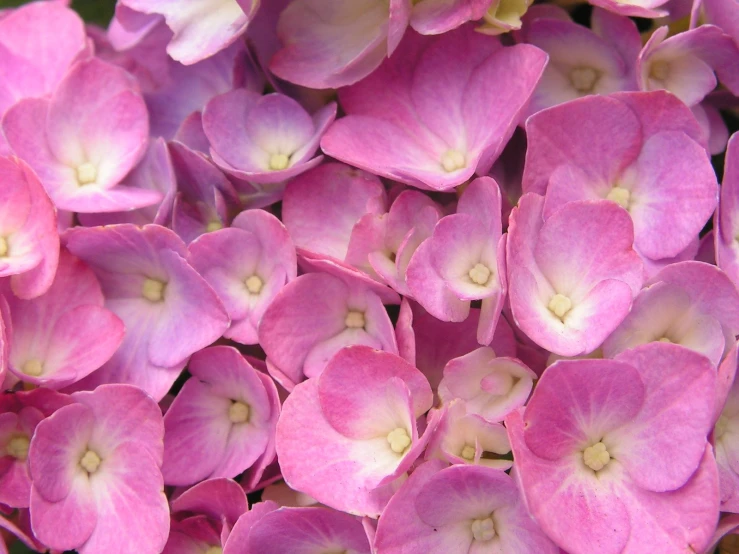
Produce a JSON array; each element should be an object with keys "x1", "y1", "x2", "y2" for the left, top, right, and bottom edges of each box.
[{"x1": 0, "y1": 0, "x2": 738, "y2": 552}]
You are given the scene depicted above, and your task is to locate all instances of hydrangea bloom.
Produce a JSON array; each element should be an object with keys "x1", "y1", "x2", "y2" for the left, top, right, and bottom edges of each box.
[
  {"x1": 162, "y1": 346, "x2": 280, "y2": 486},
  {"x1": 3, "y1": 250, "x2": 124, "y2": 389},
  {"x1": 276, "y1": 346, "x2": 435, "y2": 516},
  {"x1": 63, "y1": 224, "x2": 229, "y2": 400},
  {"x1": 523, "y1": 91, "x2": 717, "y2": 264},
  {"x1": 3, "y1": 58, "x2": 158, "y2": 214},
  {"x1": 119, "y1": 0, "x2": 260, "y2": 64},
  {"x1": 0, "y1": 156, "x2": 59, "y2": 299},
  {"x1": 28, "y1": 384, "x2": 169, "y2": 554},
  {"x1": 507, "y1": 194, "x2": 643, "y2": 356},
  {"x1": 507, "y1": 343, "x2": 719, "y2": 553},
  {"x1": 321, "y1": 26, "x2": 547, "y2": 191},
  {"x1": 375, "y1": 460, "x2": 558, "y2": 553}
]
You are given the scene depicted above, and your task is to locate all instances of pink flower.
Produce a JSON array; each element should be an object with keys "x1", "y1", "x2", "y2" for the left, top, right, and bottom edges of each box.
[
  {"x1": 395, "y1": 299, "x2": 518, "y2": 391},
  {"x1": 506, "y1": 194, "x2": 643, "y2": 356},
  {"x1": 438, "y1": 346, "x2": 536, "y2": 422},
  {"x1": 523, "y1": 91, "x2": 717, "y2": 263},
  {"x1": 188, "y1": 208, "x2": 296, "y2": 345},
  {"x1": 282, "y1": 163, "x2": 388, "y2": 266},
  {"x1": 603, "y1": 261, "x2": 739, "y2": 365},
  {"x1": 276, "y1": 346, "x2": 435, "y2": 517},
  {"x1": 3, "y1": 59, "x2": 158, "y2": 214},
  {"x1": 63, "y1": 224, "x2": 229, "y2": 400},
  {"x1": 321, "y1": 26, "x2": 547, "y2": 192},
  {"x1": 268, "y1": 0, "x2": 409, "y2": 89},
  {"x1": 425, "y1": 400, "x2": 512, "y2": 469},
  {"x1": 507, "y1": 343, "x2": 719, "y2": 554},
  {"x1": 28, "y1": 384, "x2": 169, "y2": 554},
  {"x1": 0, "y1": 389, "x2": 71, "y2": 508},
  {"x1": 0, "y1": 2, "x2": 88, "y2": 154},
  {"x1": 118, "y1": 0, "x2": 260, "y2": 64},
  {"x1": 163, "y1": 478, "x2": 248, "y2": 553},
  {"x1": 224, "y1": 504, "x2": 372, "y2": 554},
  {"x1": 374, "y1": 460, "x2": 558, "y2": 553},
  {"x1": 406, "y1": 177, "x2": 506, "y2": 344},
  {"x1": 259, "y1": 272, "x2": 398, "y2": 390},
  {"x1": 0, "y1": 156, "x2": 58, "y2": 300},
  {"x1": 3, "y1": 250, "x2": 124, "y2": 389},
  {"x1": 203, "y1": 89, "x2": 336, "y2": 185},
  {"x1": 523, "y1": 8, "x2": 640, "y2": 114},
  {"x1": 161, "y1": 346, "x2": 280, "y2": 486},
  {"x1": 637, "y1": 25, "x2": 739, "y2": 107}
]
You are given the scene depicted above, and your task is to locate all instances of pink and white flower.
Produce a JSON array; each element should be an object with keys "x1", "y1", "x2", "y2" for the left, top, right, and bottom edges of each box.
[
  {"x1": 276, "y1": 346, "x2": 435, "y2": 517},
  {"x1": 28, "y1": 384, "x2": 169, "y2": 554}
]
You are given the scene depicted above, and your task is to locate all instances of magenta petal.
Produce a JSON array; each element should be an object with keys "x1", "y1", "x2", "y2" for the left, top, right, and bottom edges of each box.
[
  {"x1": 611, "y1": 344, "x2": 715, "y2": 492},
  {"x1": 524, "y1": 358, "x2": 645, "y2": 460},
  {"x1": 28, "y1": 403, "x2": 94, "y2": 503},
  {"x1": 244, "y1": 507, "x2": 372, "y2": 554},
  {"x1": 507, "y1": 409, "x2": 630, "y2": 554}
]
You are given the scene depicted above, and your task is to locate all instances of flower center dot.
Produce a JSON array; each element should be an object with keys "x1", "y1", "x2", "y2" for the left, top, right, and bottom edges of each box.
[
  {"x1": 206, "y1": 221, "x2": 223, "y2": 232},
  {"x1": 583, "y1": 441, "x2": 611, "y2": 471},
  {"x1": 345, "y1": 311, "x2": 365, "y2": 329},
  {"x1": 606, "y1": 186, "x2": 631, "y2": 209},
  {"x1": 23, "y1": 359, "x2": 44, "y2": 377},
  {"x1": 245, "y1": 275, "x2": 263, "y2": 294},
  {"x1": 548, "y1": 294, "x2": 572, "y2": 320},
  {"x1": 205, "y1": 547, "x2": 223, "y2": 554},
  {"x1": 658, "y1": 336, "x2": 672, "y2": 343},
  {"x1": 461, "y1": 444, "x2": 476, "y2": 461},
  {"x1": 0, "y1": 237, "x2": 8, "y2": 257},
  {"x1": 468, "y1": 263, "x2": 492, "y2": 286},
  {"x1": 80, "y1": 449, "x2": 102, "y2": 474},
  {"x1": 142, "y1": 278, "x2": 166, "y2": 302},
  {"x1": 228, "y1": 401, "x2": 250, "y2": 424},
  {"x1": 471, "y1": 517, "x2": 496, "y2": 541},
  {"x1": 440, "y1": 150, "x2": 466, "y2": 173},
  {"x1": 269, "y1": 153, "x2": 290, "y2": 171},
  {"x1": 76, "y1": 163, "x2": 97, "y2": 185},
  {"x1": 387, "y1": 427, "x2": 411, "y2": 454},
  {"x1": 7, "y1": 435, "x2": 30, "y2": 460},
  {"x1": 570, "y1": 67, "x2": 599, "y2": 93}
]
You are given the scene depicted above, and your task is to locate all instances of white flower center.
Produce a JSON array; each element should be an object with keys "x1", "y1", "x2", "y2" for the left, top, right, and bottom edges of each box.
[
  {"x1": 228, "y1": 401, "x2": 250, "y2": 424},
  {"x1": 583, "y1": 441, "x2": 611, "y2": 471},
  {"x1": 7, "y1": 435, "x2": 30, "y2": 460},
  {"x1": 0, "y1": 236, "x2": 7, "y2": 257},
  {"x1": 650, "y1": 60, "x2": 670, "y2": 82},
  {"x1": 142, "y1": 278, "x2": 166, "y2": 302},
  {"x1": 548, "y1": 293, "x2": 572, "y2": 320},
  {"x1": 206, "y1": 221, "x2": 223, "y2": 232},
  {"x1": 440, "y1": 150, "x2": 466, "y2": 173},
  {"x1": 387, "y1": 427, "x2": 411, "y2": 454},
  {"x1": 23, "y1": 359, "x2": 44, "y2": 377},
  {"x1": 345, "y1": 310, "x2": 366, "y2": 329},
  {"x1": 468, "y1": 263, "x2": 492, "y2": 286},
  {"x1": 606, "y1": 186, "x2": 631, "y2": 209},
  {"x1": 245, "y1": 275, "x2": 264, "y2": 294},
  {"x1": 80, "y1": 449, "x2": 102, "y2": 474},
  {"x1": 269, "y1": 153, "x2": 290, "y2": 171},
  {"x1": 570, "y1": 67, "x2": 599, "y2": 93},
  {"x1": 76, "y1": 163, "x2": 98, "y2": 185},
  {"x1": 461, "y1": 444, "x2": 476, "y2": 461},
  {"x1": 471, "y1": 517, "x2": 496, "y2": 541}
]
